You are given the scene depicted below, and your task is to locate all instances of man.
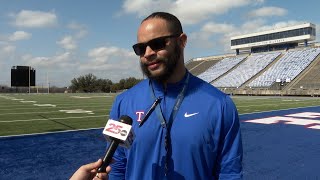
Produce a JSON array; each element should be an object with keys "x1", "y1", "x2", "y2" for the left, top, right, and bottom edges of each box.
[{"x1": 72, "y1": 11, "x2": 243, "y2": 180}]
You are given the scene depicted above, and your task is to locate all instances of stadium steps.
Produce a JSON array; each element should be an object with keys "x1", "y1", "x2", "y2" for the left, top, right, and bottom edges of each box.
[
  {"x1": 239, "y1": 52, "x2": 285, "y2": 89},
  {"x1": 284, "y1": 50, "x2": 320, "y2": 90},
  {"x1": 186, "y1": 60, "x2": 204, "y2": 72}
]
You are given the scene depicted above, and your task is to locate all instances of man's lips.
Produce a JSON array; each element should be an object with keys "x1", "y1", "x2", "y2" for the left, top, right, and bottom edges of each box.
[{"x1": 147, "y1": 61, "x2": 161, "y2": 70}]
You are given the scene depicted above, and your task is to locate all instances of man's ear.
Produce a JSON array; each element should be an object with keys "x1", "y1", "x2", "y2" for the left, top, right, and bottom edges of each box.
[{"x1": 179, "y1": 33, "x2": 187, "y2": 48}]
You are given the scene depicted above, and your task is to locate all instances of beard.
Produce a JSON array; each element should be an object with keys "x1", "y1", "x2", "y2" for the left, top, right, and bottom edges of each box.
[{"x1": 140, "y1": 42, "x2": 181, "y2": 82}]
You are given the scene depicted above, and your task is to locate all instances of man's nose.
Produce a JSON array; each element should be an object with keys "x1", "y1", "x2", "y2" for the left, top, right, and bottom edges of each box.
[{"x1": 143, "y1": 46, "x2": 156, "y2": 58}]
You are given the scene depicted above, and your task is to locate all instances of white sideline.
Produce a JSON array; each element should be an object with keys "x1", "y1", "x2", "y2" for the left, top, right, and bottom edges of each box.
[
  {"x1": 0, "y1": 127, "x2": 105, "y2": 138},
  {"x1": 0, "y1": 109, "x2": 107, "y2": 116}
]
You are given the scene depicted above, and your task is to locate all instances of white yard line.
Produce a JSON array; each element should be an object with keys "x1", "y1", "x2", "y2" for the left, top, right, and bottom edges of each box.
[
  {"x1": 0, "y1": 114, "x2": 109, "y2": 123},
  {"x1": 0, "y1": 105, "x2": 111, "y2": 111}
]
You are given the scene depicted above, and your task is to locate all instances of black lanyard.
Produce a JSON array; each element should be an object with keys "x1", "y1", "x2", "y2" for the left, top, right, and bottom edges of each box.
[
  {"x1": 149, "y1": 72, "x2": 190, "y2": 176},
  {"x1": 149, "y1": 72, "x2": 190, "y2": 130}
]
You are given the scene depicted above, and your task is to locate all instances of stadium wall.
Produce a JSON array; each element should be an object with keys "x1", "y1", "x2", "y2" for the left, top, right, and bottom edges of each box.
[{"x1": 222, "y1": 88, "x2": 320, "y2": 97}]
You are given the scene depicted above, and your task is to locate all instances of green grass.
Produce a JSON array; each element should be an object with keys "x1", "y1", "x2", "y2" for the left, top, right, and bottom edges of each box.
[
  {"x1": 233, "y1": 96, "x2": 320, "y2": 114},
  {"x1": 0, "y1": 94, "x2": 320, "y2": 136},
  {"x1": 0, "y1": 93, "x2": 114, "y2": 136}
]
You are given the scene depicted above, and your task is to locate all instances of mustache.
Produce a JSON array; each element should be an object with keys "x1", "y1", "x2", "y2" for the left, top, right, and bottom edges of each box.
[{"x1": 141, "y1": 58, "x2": 166, "y2": 66}]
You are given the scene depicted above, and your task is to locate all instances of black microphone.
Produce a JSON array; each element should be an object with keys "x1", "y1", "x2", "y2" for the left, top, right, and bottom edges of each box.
[{"x1": 97, "y1": 115, "x2": 133, "y2": 173}]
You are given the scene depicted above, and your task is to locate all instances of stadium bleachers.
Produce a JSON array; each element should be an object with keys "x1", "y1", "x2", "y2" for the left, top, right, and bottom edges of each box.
[
  {"x1": 290, "y1": 50, "x2": 320, "y2": 90},
  {"x1": 187, "y1": 45, "x2": 320, "y2": 96},
  {"x1": 211, "y1": 52, "x2": 281, "y2": 87},
  {"x1": 247, "y1": 48, "x2": 320, "y2": 88},
  {"x1": 187, "y1": 58, "x2": 223, "y2": 76},
  {"x1": 197, "y1": 55, "x2": 246, "y2": 83}
]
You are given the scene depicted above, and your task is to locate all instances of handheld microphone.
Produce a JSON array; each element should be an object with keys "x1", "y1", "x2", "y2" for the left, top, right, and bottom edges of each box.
[{"x1": 97, "y1": 115, "x2": 134, "y2": 173}]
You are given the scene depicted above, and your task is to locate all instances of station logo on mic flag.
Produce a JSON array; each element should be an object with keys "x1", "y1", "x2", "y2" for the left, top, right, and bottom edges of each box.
[{"x1": 103, "y1": 119, "x2": 135, "y2": 148}]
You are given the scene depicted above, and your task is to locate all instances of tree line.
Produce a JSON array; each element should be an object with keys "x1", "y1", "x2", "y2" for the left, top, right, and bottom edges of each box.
[{"x1": 70, "y1": 73, "x2": 142, "y2": 93}]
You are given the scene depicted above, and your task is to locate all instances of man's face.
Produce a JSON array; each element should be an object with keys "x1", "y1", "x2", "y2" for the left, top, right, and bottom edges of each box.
[
  {"x1": 140, "y1": 41, "x2": 181, "y2": 82},
  {"x1": 136, "y1": 18, "x2": 182, "y2": 82}
]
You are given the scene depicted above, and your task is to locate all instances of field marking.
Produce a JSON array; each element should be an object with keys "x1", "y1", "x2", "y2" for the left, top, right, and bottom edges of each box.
[
  {"x1": 59, "y1": 109, "x2": 94, "y2": 114},
  {"x1": 0, "y1": 108, "x2": 107, "y2": 116},
  {"x1": 309, "y1": 125, "x2": 320, "y2": 129},
  {"x1": 34, "y1": 104, "x2": 56, "y2": 107},
  {"x1": 0, "y1": 111, "x2": 59, "y2": 116},
  {"x1": 0, "y1": 114, "x2": 108, "y2": 123},
  {"x1": 281, "y1": 99, "x2": 301, "y2": 102},
  {"x1": 243, "y1": 112, "x2": 320, "y2": 131},
  {"x1": 0, "y1": 104, "x2": 112, "y2": 111},
  {"x1": 20, "y1": 101, "x2": 37, "y2": 103},
  {"x1": 8, "y1": 102, "x2": 113, "y2": 106},
  {"x1": 237, "y1": 101, "x2": 320, "y2": 108},
  {"x1": 239, "y1": 105, "x2": 320, "y2": 116},
  {"x1": 0, "y1": 127, "x2": 105, "y2": 138},
  {"x1": 71, "y1": 95, "x2": 113, "y2": 98}
]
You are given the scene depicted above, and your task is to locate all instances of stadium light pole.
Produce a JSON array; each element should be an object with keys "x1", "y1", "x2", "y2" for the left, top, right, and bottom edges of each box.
[
  {"x1": 47, "y1": 72, "x2": 49, "y2": 94},
  {"x1": 29, "y1": 66, "x2": 31, "y2": 94}
]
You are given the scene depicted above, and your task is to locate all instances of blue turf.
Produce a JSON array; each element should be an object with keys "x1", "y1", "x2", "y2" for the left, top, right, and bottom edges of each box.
[
  {"x1": 0, "y1": 129, "x2": 106, "y2": 180},
  {"x1": 1, "y1": 106, "x2": 320, "y2": 179},
  {"x1": 241, "y1": 106, "x2": 320, "y2": 179}
]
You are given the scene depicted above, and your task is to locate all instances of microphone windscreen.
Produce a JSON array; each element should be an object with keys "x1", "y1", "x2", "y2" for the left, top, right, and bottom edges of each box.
[{"x1": 119, "y1": 115, "x2": 133, "y2": 125}]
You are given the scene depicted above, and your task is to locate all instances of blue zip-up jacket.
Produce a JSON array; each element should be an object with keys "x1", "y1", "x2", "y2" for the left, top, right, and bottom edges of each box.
[{"x1": 108, "y1": 71, "x2": 243, "y2": 180}]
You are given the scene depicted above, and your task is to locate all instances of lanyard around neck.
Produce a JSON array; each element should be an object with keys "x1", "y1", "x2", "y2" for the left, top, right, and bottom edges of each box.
[{"x1": 149, "y1": 72, "x2": 190, "y2": 130}]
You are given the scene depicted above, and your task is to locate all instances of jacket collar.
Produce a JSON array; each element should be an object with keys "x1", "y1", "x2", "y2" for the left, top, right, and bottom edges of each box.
[{"x1": 150, "y1": 69, "x2": 189, "y2": 96}]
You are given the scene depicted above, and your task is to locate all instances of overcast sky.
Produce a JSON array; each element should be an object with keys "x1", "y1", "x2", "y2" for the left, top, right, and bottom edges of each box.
[{"x1": 0, "y1": 0, "x2": 319, "y2": 87}]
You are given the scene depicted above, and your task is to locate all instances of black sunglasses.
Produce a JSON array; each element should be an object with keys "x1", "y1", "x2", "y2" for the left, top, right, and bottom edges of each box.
[{"x1": 132, "y1": 34, "x2": 180, "y2": 56}]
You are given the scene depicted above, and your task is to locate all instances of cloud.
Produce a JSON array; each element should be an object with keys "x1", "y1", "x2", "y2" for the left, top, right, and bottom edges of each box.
[
  {"x1": 79, "y1": 46, "x2": 142, "y2": 80},
  {"x1": 18, "y1": 52, "x2": 78, "y2": 86},
  {"x1": 1, "y1": 45, "x2": 16, "y2": 54},
  {"x1": 247, "y1": 20, "x2": 301, "y2": 35},
  {"x1": 21, "y1": 52, "x2": 74, "y2": 68},
  {"x1": 57, "y1": 36, "x2": 77, "y2": 50},
  {"x1": 67, "y1": 22, "x2": 88, "y2": 39},
  {"x1": 84, "y1": 46, "x2": 137, "y2": 69},
  {"x1": 201, "y1": 22, "x2": 235, "y2": 34},
  {"x1": 188, "y1": 22, "x2": 235, "y2": 50},
  {"x1": 121, "y1": 0, "x2": 264, "y2": 25},
  {"x1": 247, "y1": 6, "x2": 288, "y2": 18},
  {"x1": 227, "y1": 19, "x2": 303, "y2": 37},
  {"x1": 122, "y1": 0, "x2": 171, "y2": 17},
  {"x1": 233, "y1": 18, "x2": 267, "y2": 36},
  {"x1": 10, "y1": 10, "x2": 58, "y2": 28},
  {"x1": 0, "y1": 44, "x2": 16, "y2": 81},
  {"x1": 8, "y1": 31, "x2": 32, "y2": 41},
  {"x1": 56, "y1": 22, "x2": 87, "y2": 51},
  {"x1": 173, "y1": 0, "x2": 262, "y2": 25},
  {"x1": 0, "y1": 44, "x2": 16, "y2": 62},
  {"x1": 187, "y1": 19, "x2": 308, "y2": 56}
]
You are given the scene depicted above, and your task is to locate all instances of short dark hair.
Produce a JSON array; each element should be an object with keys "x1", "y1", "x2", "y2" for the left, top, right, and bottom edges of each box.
[{"x1": 142, "y1": 12, "x2": 183, "y2": 35}]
